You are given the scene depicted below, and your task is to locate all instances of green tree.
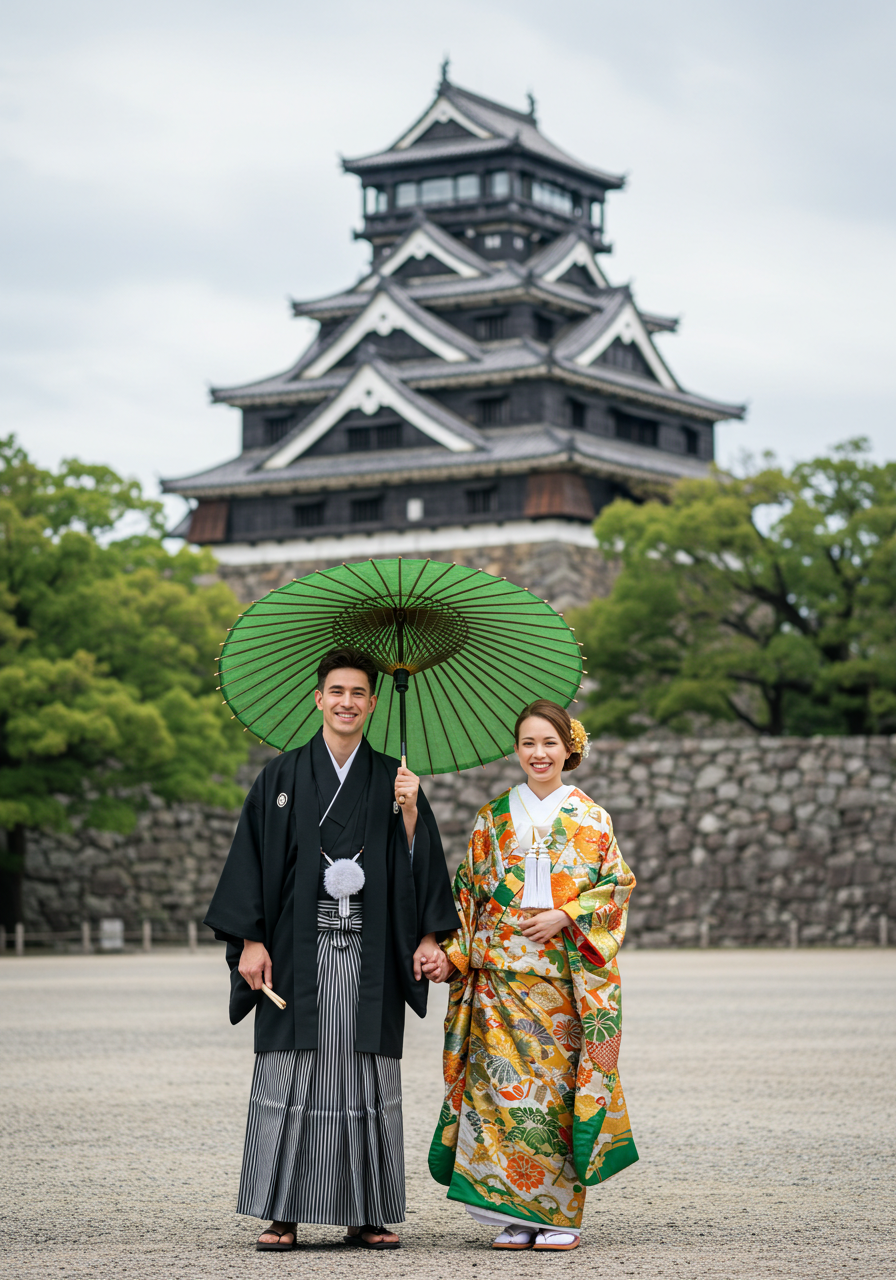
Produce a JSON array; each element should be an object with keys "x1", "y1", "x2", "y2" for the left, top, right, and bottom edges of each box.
[
  {"x1": 571, "y1": 439, "x2": 896, "y2": 739},
  {"x1": 0, "y1": 436, "x2": 248, "y2": 923}
]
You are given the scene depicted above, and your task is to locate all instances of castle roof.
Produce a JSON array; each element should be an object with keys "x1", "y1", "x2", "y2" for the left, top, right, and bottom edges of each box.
[{"x1": 343, "y1": 80, "x2": 625, "y2": 190}]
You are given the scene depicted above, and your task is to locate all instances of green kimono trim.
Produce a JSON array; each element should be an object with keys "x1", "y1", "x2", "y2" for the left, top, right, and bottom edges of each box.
[
  {"x1": 571, "y1": 1108, "x2": 638, "y2": 1185},
  {"x1": 428, "y1": 1103, "x2": 457, "y2": 1186},
  {"x1": 445, "y1": 1170, "x2": 568, "y2": 1228}
]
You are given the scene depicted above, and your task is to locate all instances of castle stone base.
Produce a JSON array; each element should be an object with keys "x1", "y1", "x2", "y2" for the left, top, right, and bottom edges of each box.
[{"x1": 215, "y1": 538, "x2": 615, "y2": 613}]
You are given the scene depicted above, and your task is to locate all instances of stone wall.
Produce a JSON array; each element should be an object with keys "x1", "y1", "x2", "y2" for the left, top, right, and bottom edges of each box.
[
  {"x1": 217, "y1": 538, "x2": 615, "y2": 614},
  {"x1": 17, "y1": 735, "x2": 896, "y2": 948}
]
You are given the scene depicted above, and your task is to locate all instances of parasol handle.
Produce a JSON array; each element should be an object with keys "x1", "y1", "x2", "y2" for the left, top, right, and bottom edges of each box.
[{"x1": 394, "y1": 665, "x2": 410, "y2": 803}]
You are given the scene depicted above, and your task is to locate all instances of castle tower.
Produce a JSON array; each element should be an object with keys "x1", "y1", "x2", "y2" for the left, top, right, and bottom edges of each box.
[{"x1": 163, "y1": 73, "x2": 743, "y2": 610}]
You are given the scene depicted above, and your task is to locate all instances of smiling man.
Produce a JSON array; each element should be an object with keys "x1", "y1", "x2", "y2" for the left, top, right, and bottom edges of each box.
[{"x1": 204, "y1": 646, "x2": 458, "y2": 1252}]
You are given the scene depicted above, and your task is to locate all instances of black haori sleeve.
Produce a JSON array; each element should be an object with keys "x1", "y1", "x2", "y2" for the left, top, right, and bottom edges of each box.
[
  {"x1": 203, "y1": 774, "x2": 269, "y2": 1027},
  {"x1": 388, "y1": 781, "x2": 460, "y2": 1021},
  {"x1": 204, "y1": 776, "x2": 267, "y2": 947},
  {"x1": 412, "y1": 788, "x2": 462, "y2": 939}
]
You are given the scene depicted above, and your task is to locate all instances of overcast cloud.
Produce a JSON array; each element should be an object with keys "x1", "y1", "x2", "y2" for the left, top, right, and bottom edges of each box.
[{"x1": 2, "y1": 0, "x2": 894, "y2": 523}]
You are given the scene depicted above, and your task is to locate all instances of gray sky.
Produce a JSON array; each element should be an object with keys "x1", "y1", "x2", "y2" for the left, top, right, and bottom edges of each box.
[{"x1": 2, "y1": 0, "x2": 894, "y2": 522}]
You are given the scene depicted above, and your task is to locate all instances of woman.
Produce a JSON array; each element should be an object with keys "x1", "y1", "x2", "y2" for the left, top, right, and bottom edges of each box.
[{"x1": 428, "y1": 700, "x2": 637, "y2": 1251}]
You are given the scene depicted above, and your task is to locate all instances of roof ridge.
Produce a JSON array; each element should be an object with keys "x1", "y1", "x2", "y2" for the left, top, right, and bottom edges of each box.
[{"x1": 444, "y1": 82, "x2": 535, "y2": 129}]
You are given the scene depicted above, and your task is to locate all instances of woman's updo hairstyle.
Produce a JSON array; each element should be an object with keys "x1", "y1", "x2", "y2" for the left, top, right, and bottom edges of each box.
[{"x1": 513, "y1": 699, "x2": 590, "y2": 771}]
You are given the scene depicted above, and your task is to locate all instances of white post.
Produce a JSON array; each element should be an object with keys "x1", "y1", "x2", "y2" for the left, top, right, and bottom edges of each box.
[
  {"x1": 699, "y1": 919, "x2": 710, "y2": 949},
  {"x1": 880, "y1": 916, "x2": 889, "y2": 948},
  {"x1": 187, "y1": 920, "x2": 198, "y2": 953},
  {"x1": 14, "y1": 922, "x2": 24, "y2": 956},
  {"x1": 142, "y1": 920, "x2": 152, "y2": 953},
  {"x1": 81, "y1": 920, "x2": 92, "y2": 954},
  {"x1": 788, "y1": 919, "x2": 799, "y2": 949}
]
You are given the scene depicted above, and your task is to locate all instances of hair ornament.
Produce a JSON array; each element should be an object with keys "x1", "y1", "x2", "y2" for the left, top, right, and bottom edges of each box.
[{"x1": 569, "y1": 717, "x2": 591, "y2": 759}]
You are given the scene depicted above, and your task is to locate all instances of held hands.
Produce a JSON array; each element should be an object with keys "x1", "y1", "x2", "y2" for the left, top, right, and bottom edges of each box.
[
  {"x1": 518, "y1": 907, "x2": 573, "y2": 947},
  {"x1": 240, "y1": 939, "x2": 273, "y2": 991},
  {"x1": 413, "y1": 932, "x2": 455, "y2": 983}
]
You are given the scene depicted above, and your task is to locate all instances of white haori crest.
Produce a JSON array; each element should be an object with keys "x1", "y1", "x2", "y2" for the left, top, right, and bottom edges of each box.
[{"x1": 322, "y1": 850, "x2": 365, "y2": 917}]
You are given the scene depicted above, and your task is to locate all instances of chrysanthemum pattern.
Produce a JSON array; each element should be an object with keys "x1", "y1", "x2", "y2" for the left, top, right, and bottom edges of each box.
[{"x1": 428, "y1": 787, "x2": 639, "y2": 1227}]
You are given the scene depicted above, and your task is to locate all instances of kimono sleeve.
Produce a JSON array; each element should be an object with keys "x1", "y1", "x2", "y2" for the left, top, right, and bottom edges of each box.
[
  {"x1": 439, "y1": 806, "x2": 490, "y2": 976},
  {"x1": 203, "y1": 783, "x2": 266, "y2": 947},
  {"x1": 561, "y1": 807, "x2": 635, "y2": 968},
  {"x1": 408, "y1": 787, "x2": 461, "y2": 940}
]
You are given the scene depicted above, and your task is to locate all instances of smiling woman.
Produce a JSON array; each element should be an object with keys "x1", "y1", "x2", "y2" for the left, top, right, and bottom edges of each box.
[{"x1": 429, "y1": 699, "x2": 637, "y2": 1252}]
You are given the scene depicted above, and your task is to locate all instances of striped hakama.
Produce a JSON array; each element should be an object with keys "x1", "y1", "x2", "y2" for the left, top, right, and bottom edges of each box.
[{"x1": 237, "y1": 903, "x2": 405, "y2": 1226}]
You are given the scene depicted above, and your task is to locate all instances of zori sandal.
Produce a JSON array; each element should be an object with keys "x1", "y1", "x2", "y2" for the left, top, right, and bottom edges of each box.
[
  {"x1": 492, "y1": 1227, "x2": 536, "y2": 1249},
  {"x1": 343, "y1": 1224, "x2": 401, "y2": 1250},
  {"x1": 533, "y1": 1229, "x2": 580, "y2": 1250},
  {"x1": 256, "y1": 1223, "x2": 297, "y2": 1251}
]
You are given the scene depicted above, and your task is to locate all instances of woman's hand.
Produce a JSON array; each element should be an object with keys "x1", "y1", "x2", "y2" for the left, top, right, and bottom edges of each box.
[
  {"x1": 518, "y1": 908, "x2": 572, "y2": 946},
  {"x1": 240, "y1": 939, "x2": 273, "y2": 990},
  {"x1": 424, "y1": 950, "x2": 456, "y2": 983}
]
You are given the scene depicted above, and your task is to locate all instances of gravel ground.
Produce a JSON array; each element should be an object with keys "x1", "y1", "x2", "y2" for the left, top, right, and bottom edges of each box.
[{"x1": 0, "y1": 947, "x2": 894, "y2": 1279}]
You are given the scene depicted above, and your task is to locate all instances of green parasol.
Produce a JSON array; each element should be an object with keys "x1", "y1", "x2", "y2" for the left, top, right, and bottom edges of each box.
[{"x1": 218, "y1": 558, "x2": 583, "y2": 775}]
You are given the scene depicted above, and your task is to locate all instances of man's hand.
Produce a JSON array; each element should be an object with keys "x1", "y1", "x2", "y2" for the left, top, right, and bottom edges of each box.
[
  {"x1": 395, "y1": 765, "x2": 420, "y2": 843},
  {"x1": 423, "y1": 950, "x2": 455, "y2": 983},
  {"x1": 239, "y1": 939, "x2": 273, "y2": 991},
  {"x1": 518, "y1": 908, "x2": 573, "y2": 947},
  {"x1": 413, "y1": 931, "x2": 446, "y2": 982}
]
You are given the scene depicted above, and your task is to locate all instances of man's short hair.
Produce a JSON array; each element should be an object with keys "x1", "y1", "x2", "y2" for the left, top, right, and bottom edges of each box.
[{"x1": 316, "y1": 647, "x2": 379, "y2": 695}]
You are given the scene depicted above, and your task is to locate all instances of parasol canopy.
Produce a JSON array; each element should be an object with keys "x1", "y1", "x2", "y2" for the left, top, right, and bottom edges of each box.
[{"x1": 218, "y1": 558, "x2": 583, "y2": 774}]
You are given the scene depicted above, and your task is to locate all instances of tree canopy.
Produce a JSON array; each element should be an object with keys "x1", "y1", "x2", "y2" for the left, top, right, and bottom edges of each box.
[
  {"x1": 0, "y1": 436, "x2": 247, "y2": 850},
  {"x1": 571, "y1": 440, "x2": 896, "y2": 738}
]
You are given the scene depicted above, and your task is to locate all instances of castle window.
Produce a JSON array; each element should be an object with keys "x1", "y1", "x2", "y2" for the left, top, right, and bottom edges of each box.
[
  {"x1": 532, "y1": 180, "x2": 573, "y2": 216},
  {"x1": 456, "y1": 173, "x2": 480, "y2": 200},
  {"x1": 568, "y1": 398, "x2": 586, "y2": 429},
  {"x1": 489, "y1": 171, "x2": 510, "y2": 198},
  {"x1": 406, "y1": 498, "x2": 424, "y2": 522},
  {"x1": 294, "y1": 501, "x2": 325, "y2": 528},
  {"x1": 476, "y1": 396, "x2": 509, "y2": 425},
  {"x1": 535, "y1": 313, "x2": 554, "y2": 342},
  {"x1": 614, "y1": 410, "x2": 658, "y2": 448},
  {"x1": 347, "y1": 422, "x2": 402, "y2": 451},
  {"x1": 347, "y1": 426, "x2": 372, "y2": 451},
  {"x1": 682, "y1": 426, "x2": 699, "y2": 456},
  {"x1": 350, "y1": 496, "x2": 383, "y2": 523},
  {"x1": 466, "y1": 487, "x2": 497, "y2": 515},
  {"x1": 475, "y1": 313, "x2": 506, "y2": 341},
  {"x1": 395, "y1": 182, "x2": 417, "y2": 208},
  {"x1": 264, "y1": 415, "x2": 295, "y2": 445},
  {"x1": 420, "y1": 176, "x2": 454, "y2": 205},
  {"x1": 364, "y1": 187, "x2": 387, "y2": 215},
  {"x1": 376, "y1": 422, "x2": 402, "y2": 449},
  {"x1": 483, "y1": 234, "x2": 501, "y2": 250}
]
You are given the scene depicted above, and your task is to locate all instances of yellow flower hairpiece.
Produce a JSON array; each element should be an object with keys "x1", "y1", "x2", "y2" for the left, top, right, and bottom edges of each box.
[{"x1": 569, "y1": 717, "x2": 591, "y2": 759}]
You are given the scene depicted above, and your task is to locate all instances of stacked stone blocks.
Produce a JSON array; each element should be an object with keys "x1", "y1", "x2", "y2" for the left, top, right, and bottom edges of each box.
[{"x1": 17, "y1": 735, "x2": 896, "y2": 948}]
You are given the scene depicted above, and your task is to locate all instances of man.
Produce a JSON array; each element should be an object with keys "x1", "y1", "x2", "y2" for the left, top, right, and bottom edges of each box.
[{"x1": 204, "y1": 645, "x2": 458, "y2": 1251}]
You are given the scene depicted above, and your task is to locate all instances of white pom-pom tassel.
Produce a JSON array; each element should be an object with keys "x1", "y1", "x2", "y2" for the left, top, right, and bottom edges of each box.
[{"x1": 324, "y1": 858, "x2": 366, "y2": 916}]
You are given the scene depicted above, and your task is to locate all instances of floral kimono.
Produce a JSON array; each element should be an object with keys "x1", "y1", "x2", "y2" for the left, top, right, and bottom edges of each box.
[{"x1": 428, "y1": 786, "x2": 638, "y2": 1229}]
